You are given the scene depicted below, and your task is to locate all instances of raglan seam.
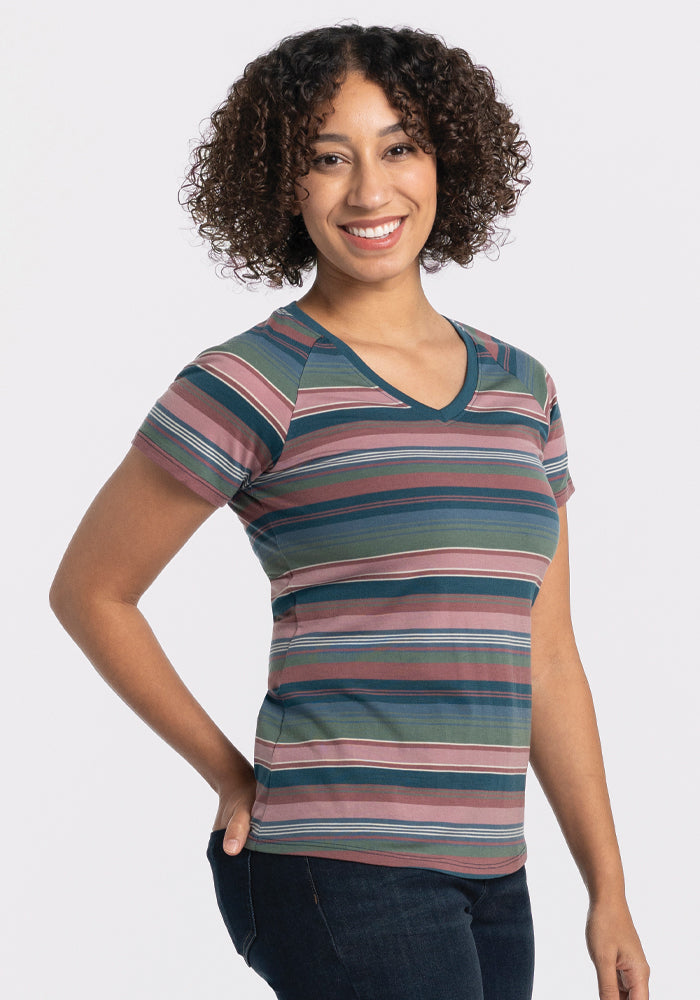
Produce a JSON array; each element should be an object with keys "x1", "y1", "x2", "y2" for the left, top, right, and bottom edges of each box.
[
  {"x1": 464, "y1": 325, "x2": 571, "y2": 503},
  {"x1": 238, "y1": 326, "x2": 324, "y2": 491}
]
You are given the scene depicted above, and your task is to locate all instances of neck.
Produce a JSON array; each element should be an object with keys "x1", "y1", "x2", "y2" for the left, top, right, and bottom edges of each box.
[{"x1": 296, "y1": 262, "x2": 440, "y2": 345}]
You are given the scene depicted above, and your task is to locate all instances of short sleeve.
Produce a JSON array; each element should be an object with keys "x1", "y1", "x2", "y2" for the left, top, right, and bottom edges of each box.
[
  {"x1": 132, "y1": 344, "x2": 293, "y2": 507},
  {"x1": 542, "y1": 371, "x2": 575, "y2": 506}
]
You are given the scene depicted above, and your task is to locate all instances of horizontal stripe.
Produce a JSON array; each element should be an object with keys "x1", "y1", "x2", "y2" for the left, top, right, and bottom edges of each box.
[{"x1": 133, "y1": 300, "x2": 574, "y2": 879}]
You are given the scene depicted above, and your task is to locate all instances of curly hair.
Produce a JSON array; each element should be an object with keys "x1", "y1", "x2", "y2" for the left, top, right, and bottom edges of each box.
[{"x1": 180, "y1": 24, "x2": 532, "y2": 286}]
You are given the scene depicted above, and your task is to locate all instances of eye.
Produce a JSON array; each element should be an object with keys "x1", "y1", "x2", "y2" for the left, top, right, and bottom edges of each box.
[
  {"x1": 385, "y1": 143, "x2": 416, "y2": 158},
  {"x1": 311, "y1": 153, "x2": 346, "y2": 169}
]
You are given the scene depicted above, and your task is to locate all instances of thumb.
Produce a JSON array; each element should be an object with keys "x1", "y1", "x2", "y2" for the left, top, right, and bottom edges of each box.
[
  {"x1": 223, "y1": 807, "x2": 251, "y2": 856},
  {"x1": 594, "y1": 951, "x2": 622, "y2": 999}
]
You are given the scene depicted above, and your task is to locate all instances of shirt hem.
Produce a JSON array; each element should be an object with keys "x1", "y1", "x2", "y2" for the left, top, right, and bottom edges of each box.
[
  {"x1": 244, "y1": 835, "x2": 527, "y2": 879},
  {"x1": 555, "y1": 477, "x2": 576, "y2": 507}
]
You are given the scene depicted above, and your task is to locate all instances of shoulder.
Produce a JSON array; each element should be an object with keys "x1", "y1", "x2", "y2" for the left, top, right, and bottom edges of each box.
[
  {"x1": 178, "y1": 305, "x2": 323, "y2": 403},
  {"x1": 453, "y1": 319, "x2": 555, "y2": 414}
]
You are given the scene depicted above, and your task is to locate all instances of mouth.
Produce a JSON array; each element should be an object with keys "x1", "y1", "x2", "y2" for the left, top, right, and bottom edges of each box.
[
  {"x1": 337, "y1": 216, "x2": 408, "y2": 252},
  {"x1": 340, "y1": 217, "x2": 405, "y2": 239}
]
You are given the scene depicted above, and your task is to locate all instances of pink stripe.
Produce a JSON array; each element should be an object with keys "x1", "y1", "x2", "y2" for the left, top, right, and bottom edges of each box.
[
  {"x1": 268, "y1": 314, "x2": 321, "y2": 350},
  {"x1": 159, "y1": 388, "x2": 241, "y2": 448},
  {"x1": 270, "y1": 548, "x2": 548, "y2": 599},
  {"x1": 197, "y1": 353, "x2": 292, "y2": 435},
  {"x1": 162, "y1": 386, "x2": 266, "y2": 475},
  {"x1": 257, "y1": 800, "x2": 525, "y2": 826},
  {"x1": 294, "y1": 385, "x2": 405, "y2": 416},
  {"x1": 293, "y1": 607, "x2": 530, "y2": 632},
  {"x1": 275, "y1": 424, "x2": 535, "y2": 468},
  {"x1": 258, "y1": 738, "x2": 528, "y2": 769},
  {"x1": 469, "y1": 389, "x2": 545, "y2": 421}
]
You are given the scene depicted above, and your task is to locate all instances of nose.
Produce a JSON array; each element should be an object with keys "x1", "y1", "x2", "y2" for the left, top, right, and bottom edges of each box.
[{"x1": 346, "y1": 156, "x2": 392, "y2": 210}]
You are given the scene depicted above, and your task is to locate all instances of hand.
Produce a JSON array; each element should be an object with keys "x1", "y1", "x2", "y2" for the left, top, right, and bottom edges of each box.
[
  {"x1": 585, "y1": 898, "x2": 650, "y2": 999},
  {"x1": 212, "y1": 765, "x2": 257, "y2": 856}
]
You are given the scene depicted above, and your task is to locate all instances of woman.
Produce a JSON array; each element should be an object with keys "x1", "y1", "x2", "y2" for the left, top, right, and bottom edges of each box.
[{"x1": 50, "y1": 23, "x2": 649, "y2": 1000}]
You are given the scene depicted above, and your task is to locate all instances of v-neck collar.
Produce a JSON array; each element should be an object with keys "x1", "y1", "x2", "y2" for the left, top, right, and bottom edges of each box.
[{"x1": 285, "y1": 301, "x2": 479, "y2": 422}]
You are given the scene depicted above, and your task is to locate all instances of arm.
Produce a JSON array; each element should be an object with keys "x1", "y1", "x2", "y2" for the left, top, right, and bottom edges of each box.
[
  {"x1": 49, "y1": 446, "x2": 256, "y2": 853},
  {"x1": 529, "y1": 504, "x2": 650, "y2": 999}
]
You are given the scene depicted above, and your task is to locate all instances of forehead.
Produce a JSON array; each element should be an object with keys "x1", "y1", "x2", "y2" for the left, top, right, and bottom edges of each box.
[{"x1": 312, "y1": 73, "x2": 405, "y2": 134}]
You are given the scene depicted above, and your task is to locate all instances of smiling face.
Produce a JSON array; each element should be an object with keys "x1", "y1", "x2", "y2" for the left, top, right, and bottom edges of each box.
[{"x1": 294, "y1": 72, "x2": 438, "y2": 289}]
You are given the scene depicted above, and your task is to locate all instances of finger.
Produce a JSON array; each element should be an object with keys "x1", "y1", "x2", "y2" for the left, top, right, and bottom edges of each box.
[
  {"x1": 597, "y1": 986, "x2": 623, "y2": 999},
  {"x1": 223, "y1": 811, "x2": 251, "y2": 855},
  {"x1": 594, "y1": 952, "x2": 623, "y2": 1000},
  {"x1": 620, "y1": 966, "x2": 650, "y2": 1000}
]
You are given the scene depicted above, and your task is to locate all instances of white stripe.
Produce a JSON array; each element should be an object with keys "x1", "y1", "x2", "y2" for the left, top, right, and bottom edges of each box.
[
  {"x1": 272, "y1": 631, "x2": 530, "y2": 652},
  {"x1": 543, "y1": 456, "x2": 568, "y2": 473},
  {"x1": 282, "y1": 545, "x2": 540, "y2": 576},
  {"x1": 261, "y1": 761, "x2": 525, "y2": 773},
  {"x1": 258, "y1": 446, "x2": 544, "y2": 483},
  {"x1": 153, "y1": 407, "x2": 245, "y2": 481},
  {"x1": 250, "y1": 820, "x2": 524, "y2": 840}
]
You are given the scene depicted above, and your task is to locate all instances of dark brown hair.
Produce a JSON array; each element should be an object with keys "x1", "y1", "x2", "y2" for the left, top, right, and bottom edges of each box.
[{"x1": 180, "y1": 24, "x2": 532, "y2": 286}]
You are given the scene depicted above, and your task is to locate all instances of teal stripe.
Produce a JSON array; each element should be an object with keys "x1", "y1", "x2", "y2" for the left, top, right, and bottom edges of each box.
[{"x1": 133, "y1": 301, "x2": 574, "y2": 880}]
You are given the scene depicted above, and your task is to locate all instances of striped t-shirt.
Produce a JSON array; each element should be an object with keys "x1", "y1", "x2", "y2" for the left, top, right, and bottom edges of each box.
[{"x1": 134, "y1": 301, "x2": 574, "y2": 878}]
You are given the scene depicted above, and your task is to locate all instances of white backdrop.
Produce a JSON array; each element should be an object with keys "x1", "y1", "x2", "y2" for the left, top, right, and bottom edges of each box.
[{"x1": 2, "y1": 1, "x2": 695, "y2": 996}]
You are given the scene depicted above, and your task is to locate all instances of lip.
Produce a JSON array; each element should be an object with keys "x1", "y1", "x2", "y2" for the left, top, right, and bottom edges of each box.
[{"x1": 338, "y1": 216, "x2": 407, "y2": 252}]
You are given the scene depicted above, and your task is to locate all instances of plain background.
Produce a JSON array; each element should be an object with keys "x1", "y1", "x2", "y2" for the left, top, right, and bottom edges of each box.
[{"x1": 2, "y1": 1, "x2": 696, "y2": 996}]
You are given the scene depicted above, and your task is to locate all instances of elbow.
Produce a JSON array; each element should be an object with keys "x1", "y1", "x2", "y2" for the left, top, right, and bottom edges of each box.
[
  {"x1": 50, "y1": 562, "x2": 138, "y2": 634},
  {"x1": 49, "y1": 566, "x2": 80, "y2": 629},
  {"x1": 49, "y1": 559, "x2": 97, "y2": 632}
]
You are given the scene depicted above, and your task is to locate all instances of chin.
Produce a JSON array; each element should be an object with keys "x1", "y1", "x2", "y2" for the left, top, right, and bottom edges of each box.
[{"x1": 333, "y1": 251, "x2": 419, "y2": 283}]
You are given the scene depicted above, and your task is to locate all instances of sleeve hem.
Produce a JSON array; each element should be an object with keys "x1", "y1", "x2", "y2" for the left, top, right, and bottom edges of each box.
[
  {"x1": 132, "y1": 432, "x2": 227, "y2": 508},
  {"x1": 554, "y1": 478, "x2": 575, "y2": 507}
]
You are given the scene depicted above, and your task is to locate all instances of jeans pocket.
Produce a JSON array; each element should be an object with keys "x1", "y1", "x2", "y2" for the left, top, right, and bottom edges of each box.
[{"x1": 206, "y1": 829, "x2": 257, "y2": 966}]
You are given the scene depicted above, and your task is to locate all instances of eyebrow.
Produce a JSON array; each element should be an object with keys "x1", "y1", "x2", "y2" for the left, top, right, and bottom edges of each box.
[{"x1": 314, "y1": 122, "x2": 407, "y2": 143}]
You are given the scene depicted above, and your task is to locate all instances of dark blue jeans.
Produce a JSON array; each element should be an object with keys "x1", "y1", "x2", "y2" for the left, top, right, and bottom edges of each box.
[{"x1": 206, "y1": 829, "x2": 534, "y2": 1000}]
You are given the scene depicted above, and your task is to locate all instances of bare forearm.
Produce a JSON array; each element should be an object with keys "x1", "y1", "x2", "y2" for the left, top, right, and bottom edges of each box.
[
  {"x1": 530, "y1": 657, "x2": 625, "y2": 902},
  {"x1": 51, "y1": 592, "x2": 252, "y2": 795},
  {"x1": 528, "y1": 506, "x2": 649, "y2": 995}
]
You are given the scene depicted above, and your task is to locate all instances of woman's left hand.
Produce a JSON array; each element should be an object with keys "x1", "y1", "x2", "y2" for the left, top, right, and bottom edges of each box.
[{"x1": 585, "y1": 898, "x2": 650, "y2": 998}]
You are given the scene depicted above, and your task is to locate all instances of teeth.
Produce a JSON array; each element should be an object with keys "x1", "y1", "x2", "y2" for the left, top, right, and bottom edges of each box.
[{"x1": 345, "y1": 219, "x2": 403, "y2": 239}]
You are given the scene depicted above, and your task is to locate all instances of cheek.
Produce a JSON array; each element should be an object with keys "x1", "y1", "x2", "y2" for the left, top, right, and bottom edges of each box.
[
  {"x1": 406, "y1": 162, "x2": 438, "y2": 213},
  {"x1": 297, "y1": 188, "x2": 338, "y2": 238},
  {"x1": 298, "y1": 204, "x2": 322, "y2": 238},
  {"x1": 424, "y1": 167, "x2": 438, "y2": 204},
  {"x1": 419, "y1": 182, "x2": 438, "y2": 227},
  {"x1": 426, "y1": 174, "x2": 439, "y2": 220},
  {"x1": 293, "y1": 171, "x2": 327, "y2": 219}
]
